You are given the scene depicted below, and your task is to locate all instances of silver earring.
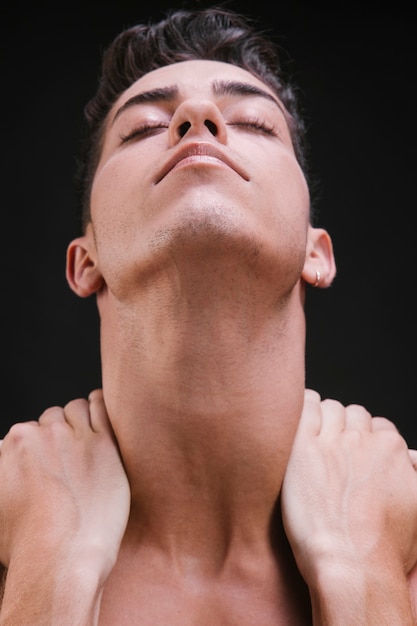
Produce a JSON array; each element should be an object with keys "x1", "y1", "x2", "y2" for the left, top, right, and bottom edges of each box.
[{"x1": 313, "y1": 270, "x2": 321, "y2": 287}]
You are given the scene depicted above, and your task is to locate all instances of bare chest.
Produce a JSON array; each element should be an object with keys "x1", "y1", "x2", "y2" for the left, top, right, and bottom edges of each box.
[
  {"x1": 98, "y1": 567, "x2": 312, "y2": 625},
  {"x1": 99, "y1": 592, "x2": 311, "y2": 625}
]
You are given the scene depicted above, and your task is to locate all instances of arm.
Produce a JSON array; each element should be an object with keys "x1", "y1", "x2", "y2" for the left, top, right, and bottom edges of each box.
[
  {"x1": 0, "y1": 389, "x2": 130, "y2": 626},
  {"x1": 281, "y1": 389, "x2": 417, "y2": 625}
]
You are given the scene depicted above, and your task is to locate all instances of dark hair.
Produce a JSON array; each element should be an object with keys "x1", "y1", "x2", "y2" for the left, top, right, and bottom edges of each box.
[{"x1": 75, "y1": 6, "x2": 311, "y2": 230}]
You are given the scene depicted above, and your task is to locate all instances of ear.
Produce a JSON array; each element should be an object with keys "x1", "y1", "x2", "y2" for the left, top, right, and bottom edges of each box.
[
  {"x1": 66, "y1": 231, "x2": 104, "y2": 298},
  {"x1": 301, "y1": 226, "x2": 337, "y2": 288}
]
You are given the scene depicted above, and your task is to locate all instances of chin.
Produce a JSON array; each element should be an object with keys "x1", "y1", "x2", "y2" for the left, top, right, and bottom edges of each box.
[
  {"x1": 145, "y1": 204, "x2": 301, "y2": 292},
  {"x1": 149, "y1": 202, "x2": 258, "y2": 255}
]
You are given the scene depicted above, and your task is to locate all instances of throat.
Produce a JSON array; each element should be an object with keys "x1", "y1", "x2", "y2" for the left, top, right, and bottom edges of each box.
[
  {"x1": 101, "y1": 502, "x2": 312, "y2": 626},
  {"x1": 106, "y1": 318, "x2": 305, "y2": 565},
  {"x1": 101, "y1": 256, "x2": 307, "y2": 495},
  {"x1": 98, "y1": 237, "x2": 307, "y2": 570}
]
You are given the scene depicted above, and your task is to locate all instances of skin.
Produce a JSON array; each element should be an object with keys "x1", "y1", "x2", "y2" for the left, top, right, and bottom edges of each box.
[{"x1": 0, "y1": 59, "x2": 417, "y2": 624}]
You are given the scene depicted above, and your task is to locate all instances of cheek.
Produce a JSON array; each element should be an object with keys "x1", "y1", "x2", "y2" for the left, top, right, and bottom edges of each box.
[
  {"x1": 90, "y1": 153, "x2": 153, "y2": 232},
  {"x1": 255, "y1": 151, "x2": 310, "y2": 225},
  {"x1": 91, "y1": 159, "x2": 124, "y2": 221},
  {"x1": 89, "y1": 167, "x2": 138, "y2": 280},
  {"x1": 251, "y1": 153, "x2": 311, "y2": 277}
]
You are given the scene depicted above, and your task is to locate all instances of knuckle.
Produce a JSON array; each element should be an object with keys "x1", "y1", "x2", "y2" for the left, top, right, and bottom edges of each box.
[
  {"x1": 88, "y1": 388, "x2": 103, "y2": 402},
  {"x1": 64, "y1": 398, "x2": 88, "y2": 412},
  {"x1": 4, "y1": 421, "x2": 36, "y2": 447},
  {"x1": 304, "y1": 389, "x2": 321, "y2": 401},
  {"x1": 40, "y1": 405, "x2": 65, "y2": 420},
  {"x1": 346, "y1": 403, "x2": 371, "y2": 418},
  {"x1": 372, "y1": 416, "x2": 398, "y2": 431},
  {"x1": 378, "y1": 427, "x2": 407, "y2": 452},
  {"x1": 321, "y1": 398, "x2": 341, "y2": 408}
]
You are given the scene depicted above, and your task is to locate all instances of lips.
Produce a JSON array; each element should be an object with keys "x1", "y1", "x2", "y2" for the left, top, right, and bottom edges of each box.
[{"x1": 155, "y1": 142, "x2": 250, "y2": 183}]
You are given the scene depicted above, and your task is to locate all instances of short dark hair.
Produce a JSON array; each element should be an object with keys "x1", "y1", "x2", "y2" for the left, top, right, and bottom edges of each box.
[{"x1": 75, "y1": 6, "x2": 311, "y2": 230}]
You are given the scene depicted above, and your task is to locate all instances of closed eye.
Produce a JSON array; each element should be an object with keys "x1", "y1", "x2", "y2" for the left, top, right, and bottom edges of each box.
[
  {"x1": 227, "y1": 118, "x2": 278, "y2": 137},
  {"x1": 120, "y1": 122, "x2": 169, "y2": 143}
]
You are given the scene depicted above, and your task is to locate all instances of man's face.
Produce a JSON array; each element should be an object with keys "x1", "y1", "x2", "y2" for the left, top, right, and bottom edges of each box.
[{"x1": 88, "y1": 60, "x2": 311, "y2": 297}]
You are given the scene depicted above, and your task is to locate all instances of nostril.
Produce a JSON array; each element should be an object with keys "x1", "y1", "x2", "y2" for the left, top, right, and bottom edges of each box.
[
  {"x1": 178, "y1": 121, "x2": 191, "y2": 137},
  {"x1": 204, "y1": 120, "x2": 217, "y2": 136},
  {"x1": 177, "y1": 119, "x2": 218, "y2": 138}
]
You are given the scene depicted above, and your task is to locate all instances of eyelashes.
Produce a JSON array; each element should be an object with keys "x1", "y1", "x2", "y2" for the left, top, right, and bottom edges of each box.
[
  {"x1": 120, "y1": 122, "x2": 169, "y2": 143},
  {"x1": 119, "y1": 117, "x2": 278, "y2": 143},
  {"x1": 226, "y1": 118, "x2": 277, "y2": 136}
]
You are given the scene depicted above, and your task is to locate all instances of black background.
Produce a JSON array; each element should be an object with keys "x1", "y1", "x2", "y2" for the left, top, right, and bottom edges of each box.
[{"x1": 1, "y1": 1, "x2": 415, "y2": 443}]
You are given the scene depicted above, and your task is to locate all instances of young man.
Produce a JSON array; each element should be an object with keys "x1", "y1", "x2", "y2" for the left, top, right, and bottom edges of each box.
[{"x1": 1, "y1": 7, "x2": 417, "y2": 624}]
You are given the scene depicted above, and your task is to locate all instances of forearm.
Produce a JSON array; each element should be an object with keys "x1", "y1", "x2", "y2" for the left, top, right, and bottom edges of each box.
[
  {"x1": 0, "y1": 550, "x2": 106, "y2": 626},
  {"x1": 309, "y1": 556, "x2": 416, "y2": 626}
]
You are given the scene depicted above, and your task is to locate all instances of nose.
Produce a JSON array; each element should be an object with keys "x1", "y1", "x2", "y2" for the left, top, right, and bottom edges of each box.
[{"x1": 168, "y1": 99, "x2": 228, "y2": 146}]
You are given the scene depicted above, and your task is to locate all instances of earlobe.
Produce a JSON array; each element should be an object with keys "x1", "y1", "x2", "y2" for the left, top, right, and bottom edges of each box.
[
  {"x1": 66, "y1": 235, "x2": 104, "y2": 297},
  {"x1": 301, "y1": 226, "x2": 337, "y2": 289}
]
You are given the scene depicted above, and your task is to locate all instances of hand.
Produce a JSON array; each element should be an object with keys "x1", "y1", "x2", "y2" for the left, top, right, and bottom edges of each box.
[
  {"x1": 0, "y1": 389, "x2": 130, "y2": 581},
  {"x1": 281, "y1": 389, "x2": 417, "y2": 584}
]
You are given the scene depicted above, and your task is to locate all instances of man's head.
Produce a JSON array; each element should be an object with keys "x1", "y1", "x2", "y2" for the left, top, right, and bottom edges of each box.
[
  {"x1": 75, "y1": 6, "x2": 309, "y2": 231},
  {"x1": 66, "y1": 6, "x2": 336, "y2": 306}
]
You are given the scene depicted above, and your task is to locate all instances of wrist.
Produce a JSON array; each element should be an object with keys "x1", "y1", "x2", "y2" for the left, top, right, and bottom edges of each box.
[
  {"x1": 307, "y1": 553, "x2": 414, "y2": 625},
  {"x1": 1, "y1": 544, "x2": 110, "y2": 625}
]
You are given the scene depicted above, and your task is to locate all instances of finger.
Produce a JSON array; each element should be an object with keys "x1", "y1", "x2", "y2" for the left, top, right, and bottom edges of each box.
[
  {"x1": 63, "y1": 398, "x2": 94, "y2": 432},
  {"x1": 88, "y1": 389, "x2": 114, "y2": 435},
  {"x1": 38, "y1": 405, "x2": 68, "y2": 426},
  {"x1": 319, "y1": 398, "x2": 346, "y2": 434},
  {"x1": 370, "y1": 416, "x2": 400, "y2": 432},
  {"x1": 297, "y1": 389, "x2": 323, "y2": 437},
  {"x1": 409, "y1": 449, "x2": 417, "y2": 471},
  {"x1": 344, "y1": 403, "x2": 373, "y2": 432}
]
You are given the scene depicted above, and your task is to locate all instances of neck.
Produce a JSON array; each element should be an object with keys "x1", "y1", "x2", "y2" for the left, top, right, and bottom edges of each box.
[{"x1": 97, "y1": 255, "x2": 306, "y2": 572}]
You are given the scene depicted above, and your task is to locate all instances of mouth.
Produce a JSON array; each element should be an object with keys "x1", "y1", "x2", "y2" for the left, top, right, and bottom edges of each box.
[{"x1": 155, "y1": 142, "x2": 250, "y2": 184}]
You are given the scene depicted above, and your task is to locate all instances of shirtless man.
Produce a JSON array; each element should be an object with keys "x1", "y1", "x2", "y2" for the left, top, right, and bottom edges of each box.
[{"x1": 1, "y1": 7, "x2": 417, "y2": 624}]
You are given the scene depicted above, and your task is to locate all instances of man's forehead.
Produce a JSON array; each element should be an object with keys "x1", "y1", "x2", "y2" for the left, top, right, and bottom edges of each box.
[{"x1": 113, "y1": 59, "x2": 281, "y2": 111}]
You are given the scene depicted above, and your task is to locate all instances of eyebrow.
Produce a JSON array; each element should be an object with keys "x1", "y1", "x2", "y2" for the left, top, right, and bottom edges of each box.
[
  {"x1": 112, "y1": 86, "x2": 179, "y2": 124},
  {"x1": 111, "y1": 78, "x2": 285, "y2": 125},
  {"x1": 212, "y1": 80, "x2": 285, "y2": 112}
]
